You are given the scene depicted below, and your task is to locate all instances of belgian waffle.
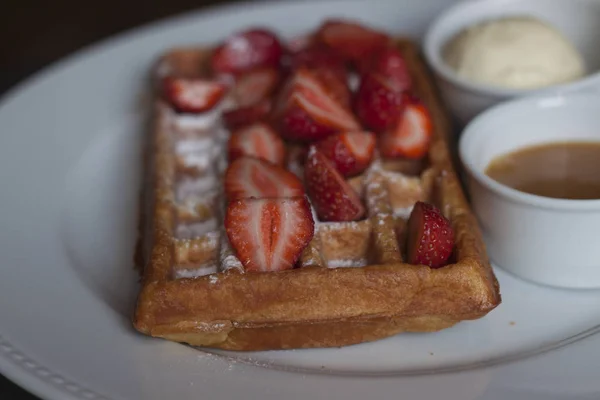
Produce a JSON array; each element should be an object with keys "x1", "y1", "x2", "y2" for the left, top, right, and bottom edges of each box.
[{"x1": 133, "y1": 38, "x2": 501, "y2": 351}]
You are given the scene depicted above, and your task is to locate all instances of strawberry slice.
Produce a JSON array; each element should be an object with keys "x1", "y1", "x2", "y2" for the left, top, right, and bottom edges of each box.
[
  {"x1": 280, "y1": 105, "x2": 337, "y2": 142},
  {"x1": 316, "y1": 19, "x2": 390, "y2": 61},
  {"x1": 233, "y1": 68, "x2": 280, "y2": 107},
  {"x1": 225, "y1": 196, "x2": 315, "y2": 272},
  {"x1": 224, "y1": 157, "x2": 304, "y2": 200},
  {"x1": 406, "y1": 201, "x2": 455, "y2": 268},
  {"x1": 304, "y1": 146, "x2": 365, "y2": 221},
  {"x1": 310, "y1": 66, "x2": 351, "y2": 108},
  {"x1": 228, "y1": 122, "x2": 285, "y2": 165},
  {"x1": 211, "y1": 28, "x2": 283, "y2": 75},
  {"x1": 223, "y1": 99, "x2": 272, "y2": 130},
  {"x1": 162, "y1": 77, "x2": 228, "y2": 113},
  {"x1": 379, "y1": 96, "x2": 433, "y2": 159},
  {"x1": 315, "y1": 131, "x2": 375, "y2": 177},
  {"x1": 354, "y1": 73, "x2": 406, "y2": 132},
  {"x1": 279, "y1": 68, "x2": 359, "y2": 142},
  {"x1": 356, "y1": 47, "x2": 412, "y2": 92},
  {"x1": 287, "y1": 34, "x2": 316, "y2": 53},
  {"x1": 290, "y1": 46, "x2": 347, "y2": 79}
]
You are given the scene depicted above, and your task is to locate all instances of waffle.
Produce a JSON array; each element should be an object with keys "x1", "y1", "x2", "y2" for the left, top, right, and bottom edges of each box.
[{"x1": 133, "y1": 38, "x2": 501, "y2": 351}]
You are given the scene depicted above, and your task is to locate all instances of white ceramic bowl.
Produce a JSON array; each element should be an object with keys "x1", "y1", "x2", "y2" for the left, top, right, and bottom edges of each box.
[
  {"x1": 424, "y1": 0, "x2": 600, "y2": 124},
  {"x1": 459, "y1": 93, "x2": 600, "y2": 289}
]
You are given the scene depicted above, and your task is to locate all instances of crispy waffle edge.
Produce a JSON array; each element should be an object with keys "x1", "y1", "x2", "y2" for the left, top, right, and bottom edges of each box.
[{"x1": 132, "y1": 38, "x2": 501, "y2": 351}]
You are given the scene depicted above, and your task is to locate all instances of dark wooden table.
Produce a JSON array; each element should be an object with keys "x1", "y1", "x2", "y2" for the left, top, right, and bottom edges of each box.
[{"x1": 0, "y1": 0, "x2": 238, "y2": 398}]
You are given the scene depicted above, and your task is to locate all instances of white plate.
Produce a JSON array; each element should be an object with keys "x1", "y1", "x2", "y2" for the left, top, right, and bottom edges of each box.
[{"x1": 0, "y1": 1, "x2": 599, "y2": 399}]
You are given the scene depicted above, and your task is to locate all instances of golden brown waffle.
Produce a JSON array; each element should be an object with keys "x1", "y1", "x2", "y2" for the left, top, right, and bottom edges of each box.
[{"x1": 133, "y1": 38, "x2": 501, "y2": 351}]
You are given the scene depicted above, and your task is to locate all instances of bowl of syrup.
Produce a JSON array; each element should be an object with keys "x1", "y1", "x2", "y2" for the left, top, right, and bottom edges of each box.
[{"x1": 459, "y1": 93, "x2": 600, "y2": 288}]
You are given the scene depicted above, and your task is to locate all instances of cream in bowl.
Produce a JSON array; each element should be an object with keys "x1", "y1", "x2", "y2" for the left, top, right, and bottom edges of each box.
[
  {"x1": 443, "y1": 16, "x2": 586, "y2": 90},
  {"x1": 424, "y1": 0, "x2": 600, "y2": 123},
  {"x1": 459, "y1": 93, "x2": 600, "y2": 289}
]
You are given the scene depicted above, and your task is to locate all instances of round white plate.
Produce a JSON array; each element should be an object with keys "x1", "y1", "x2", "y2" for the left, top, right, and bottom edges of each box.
[{"x1": 1, "y1": 1, "x2": 599, "y2": 399}]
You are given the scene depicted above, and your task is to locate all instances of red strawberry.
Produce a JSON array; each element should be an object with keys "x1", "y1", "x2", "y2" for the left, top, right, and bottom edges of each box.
[
  {"x1": 228, "y1": 122, "x2": 285, "y2": 165},
  {"x1": 223, "y1": 99, "x2": 272, "y2": 130},
  {"x1": 311, "y1": 66, "x2": 351, "y2": 108},
  {"x1": 233, "y1": 68, "x2": 280, "y2": 107},
  {"x1": 290, "y1": 46, "x2": 347, "y2": 79},
  {"x1": 287, "y1": 34, "x2": 316, "y2": 53},
  {"x1": 406, "y1": 201, "x2": 454, "y2": 268},
  {"x1": 315, "y1": 131, "x2": 375, "y2": 177},
  {"x1": 279, "y1": 68, "x2": 359, "y2": 142},
  {"x1": 304, "y1": 147, "x2": 365, "y2": 221},
  {"x1": 211, "y1": 29, "x2": 283, "y2": 75},
  {"x1": 162, "y1": 77, "x2": 228, "y2": 113},
  {"x1": 356, "y1": 47, "x2": 412, "y2": 92},
  {"x1": 316, "y1": 19, "x2": 390, "y2": 61},
  {"x1": 224, "y1": 157, "x2": 304, "y2": 200},
  {"x1": 379, "y1": 96, "x2": 433, "y2": 159},
  {"x1": 280, "y1": 105, "x2": 337, "y2": 142},
  {"x1": 225, "y1": 196, "x2": 315, "y2": 272},
  {"x1": 355, "y1": 73, "x2": 406, "y2": 132}
]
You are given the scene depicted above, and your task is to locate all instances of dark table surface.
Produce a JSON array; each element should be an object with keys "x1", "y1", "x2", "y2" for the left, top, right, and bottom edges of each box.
[{"x1": 0, "y1": 1, "x2": 239, "y2": 398}]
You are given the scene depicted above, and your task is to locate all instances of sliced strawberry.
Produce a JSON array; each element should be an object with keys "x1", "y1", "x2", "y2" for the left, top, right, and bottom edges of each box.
[
  {"x1": 316, "y1": 19, "x2": 390, "y2": 61},
  {"x1": 287, "y1": 34, "x2": 316, "y2": 53},
  {"x1": 225, "y1": 196, "x2": 315, "y2": 272},
  {"x1": 354, "y1": 73, "x2": 406, "y2": 132},
  {"x1": 310, "y1": 66, "x2": 351, "y2": 108},
  {"x1": 315, "y1": 131, "x2": 376, "y2": 177},
  {"x1": 162, "y1": 77, "x2": 228, "y2": 113},
  {"x1": 379, "y1": 96, "x2": 433, "y2": 159},
  {"x1": 406, "y1": 201, "x2": 454, "y2": 268},
  {"x1": 290, "y1": 46, "x2": 347, "y2": 79},
  {"x1": 233, "y1": 68, "x2": 280, "y2": 107},
  {"x1": 224, "y1": 157, "x2": 304, "y2": 200},
  {"x1": 356, "y1": 46, "x2": 412, "y2": 92},
  {"x1": 211, "y1": 29, "x2": 283, "y2": 75},
  {"x1": 228, "y1": 122, "x2": 285, "y2": 165},
  {"x1": 280, "y1": 105, "x2": 337, "y2": 142},
  {"x1": 223, "y1": 99, "x2": 272, "y2": 130},
  {"x1": 278, "y1": 68, "x2": 359, "y2": 142},
  {"x1": 304, "y1": 147, "x2": 365, "y2": 221}
]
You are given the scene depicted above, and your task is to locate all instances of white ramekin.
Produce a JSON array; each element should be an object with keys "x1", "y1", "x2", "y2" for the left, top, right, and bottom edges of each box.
[
  {"x1": 424, "y1": 0, "x2": 600, "y2": 124},
  {"x1": 459, "y1": 93, "x2": 600, "y2": 289}
]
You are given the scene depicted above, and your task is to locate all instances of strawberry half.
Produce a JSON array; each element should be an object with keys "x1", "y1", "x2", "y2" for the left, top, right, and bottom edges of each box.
[
  {"x1": 356, "y1": 46, "x2": 412, "y2": 92},
  {"x1": 354, "y1": 73, "x2": 406, "y2": 132},
  {"x1": 162, "y1": 77, "x2": 228, "y2": 113},
  {"x1": 379, "y1": 96, "x2": 433, "y2": 159},
  {"x1": 279, "y1": 68, "x2": 359, "y2": 142},
  {"x1": 304, "y1": 146, "x2": 365, "y2": 221},
  {"x1": 406, "y1": 201, "x2": 454, "y2": 268},
  {"x1": 315, "y1": 131, "x2": 375, "y2": 177},
  {"x1": 316, "y1": 19, "x2": 390, "y2": 61},
  {"x1": 228, "y1": 122, "x2": 285, "y2": 165},
  {"x1": 226, "y1": 196, "x2": 314, "y2": 272},
  {"x1": 211, "y1": 28, "x2": 283, "y2": 75},
  {"x1": 224, "y1": 157, "x2": 304, "y2": 200},
  {"x1": 290, "y1": 46, "x2": 347, "y2": 81},
  {"x1": 233, "y1": 68, "x2": 280, "y2": 107},
  {"x1": 223, "y1": 99, "x2": 272, "y2": 130},
  {"x1": 287, "y1": 34, "x2": 316, "y2": 53}
]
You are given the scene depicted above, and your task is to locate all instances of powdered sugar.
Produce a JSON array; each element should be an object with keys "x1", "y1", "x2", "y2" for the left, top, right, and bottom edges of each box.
[
  {"x1": 174, "y1": 264, "x2": 218, "y2": 279},
  {"x1": 176, "y1": 175, "x2": 217, "y2": 201},
  {"x1": 327, "y1": 258, "x2": 368, "y2": 268},
  {"x1": 219, "y1": 233, "x2": 244, "y2": 273},
  {"x1": 175, "y1": 220, "x2": 218, "y2": 239},
  {"x1": 393, "y1": 205, "x2": 414, "y2": 219}
]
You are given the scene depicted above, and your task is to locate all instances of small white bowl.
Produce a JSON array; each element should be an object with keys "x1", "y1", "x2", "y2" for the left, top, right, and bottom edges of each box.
[
  {"x1": 424, "y1": 0, "x2": 600, "y2": 124},
  {"x1": 459, "y1": 93, "x2": 600, "y2": 289}
]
